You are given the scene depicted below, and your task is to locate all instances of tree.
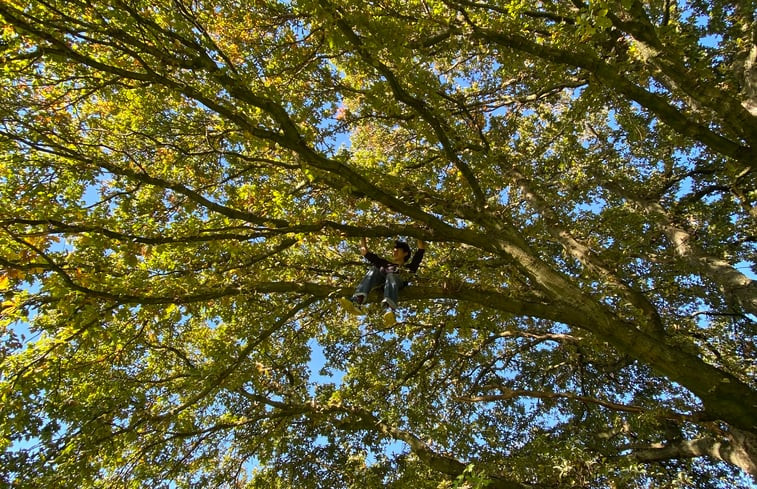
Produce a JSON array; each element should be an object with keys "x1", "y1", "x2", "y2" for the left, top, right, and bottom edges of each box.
[{"x1": 0, "y1": 0, "x2": 755, "y2": 487}]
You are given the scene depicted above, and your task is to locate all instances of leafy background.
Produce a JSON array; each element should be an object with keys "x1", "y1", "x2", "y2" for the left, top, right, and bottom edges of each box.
[{"x1": 0, "y1": 0, "x2": 755, "y2": 487}]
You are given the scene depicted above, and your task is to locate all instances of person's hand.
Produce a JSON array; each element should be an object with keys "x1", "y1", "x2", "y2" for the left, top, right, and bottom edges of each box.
[
  {"x1": 360, "y1": 237, "x2": 369, "y2": 256},
  {"x1": 417, "y1": 239, "x2": 426, "y2": 250}
]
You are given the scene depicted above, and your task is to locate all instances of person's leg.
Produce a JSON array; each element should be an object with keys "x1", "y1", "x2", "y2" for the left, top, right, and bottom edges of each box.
[
  {"x1": 382, "y1": 272, "x2": 402, "y2": 309},
  {"x1": 341, "y1": 267, "x2": 386, "y2": 315},
  {"x1": 381, "y1": 273, "x2": 403, "y2": 326},
  {"x1": 354, "y1": 267, "x2": 385, "y2": 304}
]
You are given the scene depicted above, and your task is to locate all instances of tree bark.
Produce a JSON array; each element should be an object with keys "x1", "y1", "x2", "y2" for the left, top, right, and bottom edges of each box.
[{"x1": 632, "y1": 428, "x2": 757, "y2": 479}]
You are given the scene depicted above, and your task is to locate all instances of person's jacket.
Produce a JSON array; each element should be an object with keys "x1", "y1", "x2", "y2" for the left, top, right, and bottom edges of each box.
[{"x1": 363, "y1": 249, "x2": 425, "y2": 275}]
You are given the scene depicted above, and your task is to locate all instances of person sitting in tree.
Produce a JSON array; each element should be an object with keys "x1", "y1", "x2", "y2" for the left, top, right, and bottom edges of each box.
[{"x1": 339, "y1": 236, "x2": 426, "y2": 326}]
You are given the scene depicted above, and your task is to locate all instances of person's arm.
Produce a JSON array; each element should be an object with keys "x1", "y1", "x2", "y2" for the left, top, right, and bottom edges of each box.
[
  {"x1": 407, "y1": 240, "x2": 426, "y2": 272},
  {"x1": 360, "y1": 237, "x2": 388, "y2": 267}
]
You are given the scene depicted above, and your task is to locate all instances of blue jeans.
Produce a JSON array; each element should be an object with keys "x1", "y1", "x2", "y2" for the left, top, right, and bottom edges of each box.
[{"x1": 352, "y1": 267, "x2": 404, "y2": 309}]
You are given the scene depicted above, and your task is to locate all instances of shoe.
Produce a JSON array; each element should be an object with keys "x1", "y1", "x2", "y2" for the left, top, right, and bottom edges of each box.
[
  {"x1": 339, "y1": 297, "x2": 365, "y2": 316},
  {"x1": 382, "y1": 309, "x2": 396, "y2": 327}
]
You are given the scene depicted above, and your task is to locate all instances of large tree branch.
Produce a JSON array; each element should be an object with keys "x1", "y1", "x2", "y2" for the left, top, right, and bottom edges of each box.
[
  {"x1": 0, "y1": 220, "x2": 557, "y2": 315},
  {"x1": 320, "y1": 0, "x2": 487, "y2": 206},
  {"x1": 463, "y1": 387, "x2": 757, "y2": 476},
  {"x1": 606, "y1": 183, "x2": 757, "y2": 316},
  {"x1": 630, "y1": 430, "x2": 757, "y2": 477},
  {"x1": 0, "y1": 218, "x2": 273, "y2": 245},
  {"x1": 458, "y1": 386, "x2": 703, "y2": 423},
  {"x1": 606, "y1": 0, "x2": 757, "y2": 145},
  {"x1": 448, "y1": 8, "x2": 755, "y2": 167},
  {"x1": 507, "y1": 166, "x2": 665, "y2": 336}
]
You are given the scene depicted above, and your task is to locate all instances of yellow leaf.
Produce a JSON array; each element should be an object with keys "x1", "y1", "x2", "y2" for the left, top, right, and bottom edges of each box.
[
  {"x1": 0, "y1": 274, "x2": 9, "y2": 291},
  {"x1": 1, "y1": 300, "x2": 15, "y2": 314},
  {"x1": 7, "y1": 269, "x2": 24, "y2": 280}
]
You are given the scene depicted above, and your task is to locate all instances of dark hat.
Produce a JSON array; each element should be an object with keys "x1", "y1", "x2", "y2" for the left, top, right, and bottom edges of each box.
[{"x1": 394, "y1": 240, "x2": 411, "y2": 261}]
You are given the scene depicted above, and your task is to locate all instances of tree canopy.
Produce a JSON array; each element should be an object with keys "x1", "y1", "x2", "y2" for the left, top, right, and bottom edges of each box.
[{"x1": 1, "y1": 0, "x2": 755, "y2": 487}]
